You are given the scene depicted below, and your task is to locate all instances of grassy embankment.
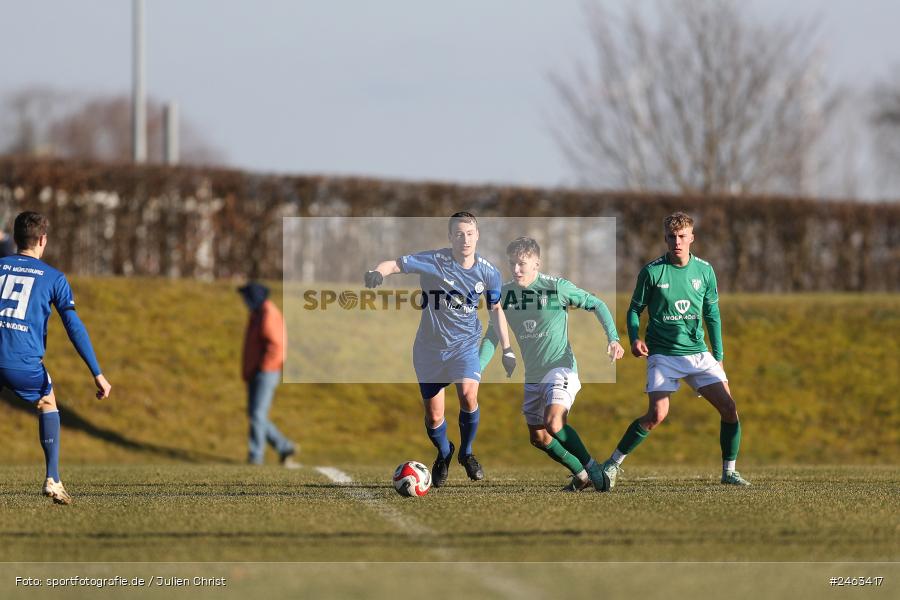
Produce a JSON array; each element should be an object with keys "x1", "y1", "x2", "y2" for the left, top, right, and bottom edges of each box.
[{"x1": 0, "y1": 277, "x2": 897, "y2": 467}]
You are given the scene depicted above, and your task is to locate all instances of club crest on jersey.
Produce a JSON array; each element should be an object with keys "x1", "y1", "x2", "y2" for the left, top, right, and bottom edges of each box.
[
  {"x1": 539, "y1": 294, "x2": 548, "y2": 307},
  {"x1": 691, "y1": 278, "x2": 701, "y2": 291},
  {"x1": 675, "y1": 299, "x2": 691, "y2": 314},
  {"x1": 474, "y1": 281, "x2": 484, "y2": 294},
  {"x1": 524, "y1": 319, "x2": 537, "y2": 333}
]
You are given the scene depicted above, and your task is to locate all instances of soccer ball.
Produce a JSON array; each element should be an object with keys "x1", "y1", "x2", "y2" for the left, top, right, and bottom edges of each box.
[{"x1": 392, "y1": 461, "x2": 431, "y2": 497}]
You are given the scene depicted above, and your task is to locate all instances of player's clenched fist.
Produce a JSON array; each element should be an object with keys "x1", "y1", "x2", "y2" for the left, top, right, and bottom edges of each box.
[
  {"x1": 364, "y1": 270, "x2": 384, "y2": 288},
  {"x1": 501, "y1": 347, "x2": 517, "y2": 378},
  {"x1": 631, "y1": 339, "x2": 649, "y2": 358}
]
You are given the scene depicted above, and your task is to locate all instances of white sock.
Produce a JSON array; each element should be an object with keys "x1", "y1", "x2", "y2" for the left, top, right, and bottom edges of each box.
[
  {"x1": 584, "y1": 458, "x2": 596, "y2": 471},
  {"x1": 723, "y1": 460, "x2": 736, "y2": 473},
  {"x1": 575, "y1": 469, "x2": 588, "y2": 482},
  {"x1": 611, "y1": 449, "x2": 627, "y2": 465}
]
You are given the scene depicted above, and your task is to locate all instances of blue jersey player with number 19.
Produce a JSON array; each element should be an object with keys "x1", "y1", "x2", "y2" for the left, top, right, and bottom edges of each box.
[
  {"x1": 0, "y1": 212, "x2": 112, "y2": 505},
  {"x1": 365, "y1": 212, "x2": 514, "y2": 487}
]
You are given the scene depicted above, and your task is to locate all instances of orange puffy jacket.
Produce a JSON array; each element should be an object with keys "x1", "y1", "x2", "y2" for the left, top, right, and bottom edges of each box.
[{"x1": 242, "y1": 299, "x2": 285, "y2": 381}]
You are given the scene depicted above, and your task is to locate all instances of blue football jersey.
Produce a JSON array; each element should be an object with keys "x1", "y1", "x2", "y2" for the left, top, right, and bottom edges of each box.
[
  {"x1": 0, "y1": 254, "x2": 99, "y2": 374},
  {"x1": 399, "y1": 249, "x2": 502, "y2": 352}
]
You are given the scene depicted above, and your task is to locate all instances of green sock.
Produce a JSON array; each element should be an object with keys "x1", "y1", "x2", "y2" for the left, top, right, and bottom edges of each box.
[
  {"x1": 616, "y1": 419, "x2": 650, "y2": 455},
  {"x1": 541, "y1": 439, "x2": 585, "y2": 476},
  {"x1": 720, "y1": 420, "x2": 741, "y2": 461},
  {"x1": 552, "y1": 424, "x2": 592, "y2": 467}
]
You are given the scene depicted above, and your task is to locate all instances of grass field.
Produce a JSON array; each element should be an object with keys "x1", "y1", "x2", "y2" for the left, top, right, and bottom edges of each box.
[
  {"x1": 2, "y1": 464, "x2": 897, "y2": 562},
  {"x1": 1, "y1": 464, "x2": 897, "y2": 598}
]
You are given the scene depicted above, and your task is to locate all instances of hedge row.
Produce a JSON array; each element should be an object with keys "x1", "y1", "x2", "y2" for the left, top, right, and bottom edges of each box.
[{"x1": 1, "y1": 157, "x2": 897, "y2": 291}]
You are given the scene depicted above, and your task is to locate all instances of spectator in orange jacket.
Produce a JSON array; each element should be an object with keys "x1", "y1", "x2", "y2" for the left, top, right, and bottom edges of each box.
[{"x1": 238, "y1": 282, "x2": 298, "y2": 468}]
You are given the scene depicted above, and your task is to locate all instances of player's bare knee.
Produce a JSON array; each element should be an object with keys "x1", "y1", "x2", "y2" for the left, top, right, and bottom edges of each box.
[
  {"x1": 715, "y1": 395, "x2": 737, "y2": 421},
  {"x1": 544, "y1": 416, "x2": 564, "y2": 435},
  {"x1": 424, "y1": 404, "x2": 445, "y2": 428},
  {"x1": 36, "y1": 392, "x2": 57, "y2": 412},
  {"x1": 529, "y1": 428, "x2": 552, "y2": 448},
  {"x1": 459, "y1": 390, "x2": 478, "y2": 412},
  {"x1": 643, "y1": 409, "x2": 667, "y2": 429},
  {"x1": 721, "y1": 404, "x2": 738, "y2": 422}
]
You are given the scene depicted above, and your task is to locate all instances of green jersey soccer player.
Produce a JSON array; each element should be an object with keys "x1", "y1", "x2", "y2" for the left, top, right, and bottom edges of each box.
[
  {"x1": 480, "y1": 237, "x2": 624, "y2": 491},
  {"x1": 598, "y1": 212, "x2": 750, "y2": 491}
]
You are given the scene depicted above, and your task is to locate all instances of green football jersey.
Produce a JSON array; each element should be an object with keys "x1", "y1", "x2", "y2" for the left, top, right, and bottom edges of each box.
[
  {"x1": 626, "y1": 254, "x2": 723, "y2": 360},
  {"x1": 480, "y1": 273, "x2": 619, "y2": 383}
]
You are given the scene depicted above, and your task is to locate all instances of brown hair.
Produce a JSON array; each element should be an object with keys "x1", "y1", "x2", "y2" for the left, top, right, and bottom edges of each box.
[
  {"x1": 448, "y1": 211, "x2": 477, "y2": 234},
  {"x1": 506, "y1": 236, "x2": 541, "y2": 260},
  {"x1": 14, "y1": 211, "x2": 49, "y2": 250},
  {"x1": 664, "y1": 211, "x2": 694, "y2": 234}
]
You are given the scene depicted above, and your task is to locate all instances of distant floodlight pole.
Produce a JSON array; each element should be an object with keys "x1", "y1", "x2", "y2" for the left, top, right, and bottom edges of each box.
[
  {"x1": 163, "y1": 102, "x2": 179, "y2": 165},
  {"x1": 132, "y1": 0, "x2": 147, "y2": 163}
]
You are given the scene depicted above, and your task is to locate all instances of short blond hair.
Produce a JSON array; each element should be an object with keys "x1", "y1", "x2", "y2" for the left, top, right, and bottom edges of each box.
[
  {"x1": 664, "y1": 212, "x2": 694, "y2": 234},
  {"x1": 506, "y1": 237, "x2": 541, "y2": 261}
]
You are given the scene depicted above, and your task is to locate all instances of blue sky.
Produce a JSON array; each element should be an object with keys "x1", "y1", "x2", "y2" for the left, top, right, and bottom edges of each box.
[{"x1": 2, "y1": 1, "x2": 899, "y2": 190}]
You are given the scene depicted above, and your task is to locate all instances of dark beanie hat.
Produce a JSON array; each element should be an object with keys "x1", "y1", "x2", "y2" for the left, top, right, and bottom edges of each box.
[{"x1": 237, "y1": 282, "x2": 269, "y2": 311}]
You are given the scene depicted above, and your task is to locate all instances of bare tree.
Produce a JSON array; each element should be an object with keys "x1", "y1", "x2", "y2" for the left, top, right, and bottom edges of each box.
[
  {"x1": 0, "y1": 86, "x2": 73, "y2": 156},
  {"x1": 1, "y1": 89, "x2": 224, "y2": 166},
  {"x1": 550, "y1": 0, "x2": 837, "y2": 196}
]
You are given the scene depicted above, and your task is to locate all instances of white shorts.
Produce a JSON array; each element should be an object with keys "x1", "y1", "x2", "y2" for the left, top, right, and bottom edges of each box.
[
  {"x1": 646, "y1": 352, "x2": 727, "y2": 394},
  {"x1": 522, "y1": 368, "x2": 582, "y2": 426}
]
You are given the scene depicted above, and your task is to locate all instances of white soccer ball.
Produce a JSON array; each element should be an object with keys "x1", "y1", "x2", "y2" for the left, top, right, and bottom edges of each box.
[{"x1": 392, "y1": 461, "x2": 432, "y2": 497}]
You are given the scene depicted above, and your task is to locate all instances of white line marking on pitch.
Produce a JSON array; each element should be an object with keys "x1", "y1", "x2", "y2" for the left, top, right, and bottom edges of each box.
[
  {"x1": 315, "y1": 466, "x2": 434, "y2": 538},
  {"x1": 314, "y1": 466, "x2": 351, "y2": 484},
  {"x1": 314, "y1": 465, "x2": 538, "y2": 600}
]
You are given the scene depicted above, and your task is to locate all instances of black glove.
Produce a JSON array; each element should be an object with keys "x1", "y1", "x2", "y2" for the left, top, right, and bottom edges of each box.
[
  {"x1": 501, "y1": 347, "x2": 517, "y2": 378},
  {"x1": 364, "y1": 270, "x2": 384, "y2": 288}
]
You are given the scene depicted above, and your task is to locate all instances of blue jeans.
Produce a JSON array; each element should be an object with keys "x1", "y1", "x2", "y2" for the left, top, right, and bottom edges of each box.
[{"x1": 247, "y1": 370, "x2": 294, "y2": 464}]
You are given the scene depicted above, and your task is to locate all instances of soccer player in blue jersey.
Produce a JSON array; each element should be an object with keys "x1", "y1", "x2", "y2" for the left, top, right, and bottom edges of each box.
[
  {"x1": 0, "y1": 212, "x2": 111, "y2": 504},
  {"x1": 365, "y1": 212, "x2": 514, "y2": 486}
]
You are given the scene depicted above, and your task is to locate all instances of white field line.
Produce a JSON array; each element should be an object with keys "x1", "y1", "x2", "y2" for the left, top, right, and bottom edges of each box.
[
  {"x1": 314, "y1": 466, "x2": 439, "y2": 542},
  {"x1": 314, "y1": 466, "x2": 538, "y2": 600},
  {"x1": 314, "y1": 466, "x2": 352, "y2": 484}
]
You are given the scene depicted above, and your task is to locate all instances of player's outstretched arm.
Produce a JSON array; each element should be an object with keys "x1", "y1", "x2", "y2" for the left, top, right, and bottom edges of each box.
[
  {"x1": 557, "y1": 279, "x2": 624, "y2": 363},
  {"x1": 52, "y1": 277, "x2": 109, "y2": 398},
  {"x1": 57, "y1": 306, "x2": 104, "y2": 378},
  {"x1": 364, "y1": 260, "x2": 401, "y2": 288},
  {"x1": 59, "y1": 308, "x2": 111, "y2": 397},
  {"x1": 488, "y1": 304, "x2": 516, "y2": 377}
]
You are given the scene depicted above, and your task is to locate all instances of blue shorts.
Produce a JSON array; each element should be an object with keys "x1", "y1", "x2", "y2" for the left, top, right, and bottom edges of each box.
[
  {"x1": 413, "y1": 346, "x2": 481, "y2": 399},
  {"x1": 0, "y1": 365, "x2": 53, "y2": 403}
]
